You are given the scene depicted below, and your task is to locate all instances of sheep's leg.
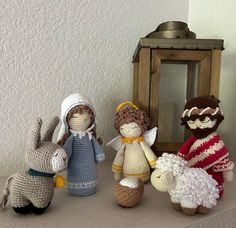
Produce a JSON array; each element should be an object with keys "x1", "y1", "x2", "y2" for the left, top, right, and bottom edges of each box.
[
  {"x1": 180, "y1": 198, "x2": 198, "y2": 216},
  {"x1": 197, "y1": 205, "x2": 210, "y2": 214},
  {"x1": 172, "y1": 202, "x2": 181, "y2": 210},
  {"x1": 170, "y1": 196, "x2": 181, "y2": 210}
]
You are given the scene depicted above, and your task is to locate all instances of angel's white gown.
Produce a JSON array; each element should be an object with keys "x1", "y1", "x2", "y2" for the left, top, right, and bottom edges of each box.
[{"x1": 108, "y1": 128, "x2": 158, "y2": 182}]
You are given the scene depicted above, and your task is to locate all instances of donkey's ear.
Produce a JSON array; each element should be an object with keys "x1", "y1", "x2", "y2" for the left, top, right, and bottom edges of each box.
[
  {"x1": 42, "y1": 116, "x2": 59, "y2": 142},
  {"x1": 28, "y1": 117, "x2": 42, "y2": 150}
]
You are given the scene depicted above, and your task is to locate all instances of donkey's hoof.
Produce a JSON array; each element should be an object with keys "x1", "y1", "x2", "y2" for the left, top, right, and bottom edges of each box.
[
  {"x1": 31, "y1": 202, "x2": 51, "y2": 215},
  {"x1": 13, "y1": 204, "x2": 32, "y2": 214}
]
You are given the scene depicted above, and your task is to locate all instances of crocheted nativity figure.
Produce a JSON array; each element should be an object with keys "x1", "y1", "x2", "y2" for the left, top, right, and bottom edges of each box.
[
  {"x1": 178, "y1": 96, "x2": 234, "y2": 198},
  {"x1": 57, "y1": 93, "x2": 105, "y2": 196},
  {"x1": 107, "y1": 102, "x2": 157, "y2": 183}
]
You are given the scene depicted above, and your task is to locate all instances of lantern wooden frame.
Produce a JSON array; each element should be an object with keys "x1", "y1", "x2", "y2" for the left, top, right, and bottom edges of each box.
[{"x1": 133, "y1": 38, "x2": 224, "y2": 156}]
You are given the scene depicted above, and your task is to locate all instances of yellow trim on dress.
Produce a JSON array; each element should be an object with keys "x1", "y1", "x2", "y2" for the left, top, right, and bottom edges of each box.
[
  {"x1": 112, "y1": 164, "x2": 122, "y2": 172},
  {"x1": 124, "y1": 171, "x2": 150, "y2": 178}
]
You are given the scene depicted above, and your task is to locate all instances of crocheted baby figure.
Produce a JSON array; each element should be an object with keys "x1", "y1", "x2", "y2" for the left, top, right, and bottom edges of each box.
[
  {"x1": 178, "y1": 96, "x2": 234, "y2": 198},
  {"x1": 0, "y1": 117, "x2": 68, "y2": 214},
  {"x1": 107, "y1": 102, "x2": 157, "y2": 183},
  {"x1": 57, "y1": 93, "x2": 105, "y2": 196}
]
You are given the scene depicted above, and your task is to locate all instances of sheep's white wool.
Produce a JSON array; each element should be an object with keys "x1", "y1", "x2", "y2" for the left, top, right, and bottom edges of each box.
[
  {"x1": 156, "y1": 153, "x2": 187, "y2": 177},
  {"x1": 154, "y1": 153, "x2": 219, "y2": 209},
  {"x1": 120, "y1": 176, "x2": 139, "y2": 189}
]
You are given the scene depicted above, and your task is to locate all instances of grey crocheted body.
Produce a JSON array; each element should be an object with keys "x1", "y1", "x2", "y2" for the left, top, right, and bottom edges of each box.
[{"x1": 10, "y1": 172, "x2": 54, "y2": 208}]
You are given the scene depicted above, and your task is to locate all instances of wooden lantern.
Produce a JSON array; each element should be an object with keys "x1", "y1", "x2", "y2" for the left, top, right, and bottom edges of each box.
[{"x1": 133, "y1": 29, "x2": 224, "y2": 156}]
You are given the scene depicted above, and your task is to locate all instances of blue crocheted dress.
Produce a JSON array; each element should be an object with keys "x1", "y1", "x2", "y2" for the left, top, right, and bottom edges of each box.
[{"x1": 63, "y1": 134, "x2": 105, "y2": 196}]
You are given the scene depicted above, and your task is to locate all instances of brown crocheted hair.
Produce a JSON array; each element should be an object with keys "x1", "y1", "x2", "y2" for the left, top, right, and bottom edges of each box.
[
  {"x1": 180, "y1": 96, "x2": 224, "y2": 139},
  {"x1": 66, "y1": 105, "x2": 95, "y2": 126},
  {"x1": 58, "y1": 105, "x2": 96, "y2": 145},
  {"x1": 181, "y1": 96, "x2": 224, "y2": 127},
  {"x1": 115, "y1": 104, "x2": 150, "y2": 134}
]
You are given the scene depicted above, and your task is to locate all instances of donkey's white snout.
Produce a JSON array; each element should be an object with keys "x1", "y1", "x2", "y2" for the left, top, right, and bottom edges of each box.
[{"x1": 51, "y1": 148, "x2": 68, "y2": 172}]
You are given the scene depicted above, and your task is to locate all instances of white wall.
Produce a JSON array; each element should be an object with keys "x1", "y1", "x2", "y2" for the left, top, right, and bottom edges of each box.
[
  {"x1": 188, "y1": 0, "x2": 236, "y2": 161},
  {"x1": 0, "y1": 0, "x2": 189, "y2": 175}
]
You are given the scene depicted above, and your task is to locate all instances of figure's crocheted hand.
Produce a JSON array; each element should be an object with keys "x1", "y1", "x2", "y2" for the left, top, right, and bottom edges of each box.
[
  {"x1": 114, "y1": 173, "x2": 122, "y2": 182},
  {"x1": 223, "y1": 170, "x2": 234, "y2": 182}
]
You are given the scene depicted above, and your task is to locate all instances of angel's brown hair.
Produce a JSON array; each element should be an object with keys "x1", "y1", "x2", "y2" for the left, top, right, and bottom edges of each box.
[
  {"x1": 115, "y1": 105, "x2": 150, "y2": 135},
  {"x1": 58, "y1": 105, "x2": 96, "y2": 146}
]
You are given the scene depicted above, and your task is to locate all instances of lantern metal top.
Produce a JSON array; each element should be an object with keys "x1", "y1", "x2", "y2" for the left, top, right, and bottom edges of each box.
[
  {"x1": 146, "y1": 21, "x2": 196, "y2": 39},
  {"x1": 133, "y1": 21, "x2": 224, "y2": 62}
]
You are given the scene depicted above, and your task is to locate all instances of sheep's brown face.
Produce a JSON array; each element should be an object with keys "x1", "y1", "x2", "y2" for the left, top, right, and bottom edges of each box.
[{"x1": 151, "y1": 169, "x2": 176, "y2": 192}]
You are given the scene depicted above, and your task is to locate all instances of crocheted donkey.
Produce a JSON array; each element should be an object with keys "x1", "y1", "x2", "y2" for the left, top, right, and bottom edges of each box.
[{"x1": 0, "y1": 117, "x2": 68, "y2": 214}]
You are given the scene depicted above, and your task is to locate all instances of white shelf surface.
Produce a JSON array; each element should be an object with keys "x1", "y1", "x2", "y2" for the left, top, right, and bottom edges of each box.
[{"x1": 0, "y1": 161, "x2": 235, "y2": 228}]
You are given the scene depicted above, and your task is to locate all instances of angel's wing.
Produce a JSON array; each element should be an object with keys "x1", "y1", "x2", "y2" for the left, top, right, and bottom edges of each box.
[
  {"x1": 106, "y1": 135, "x2": 122, "y2": 151},
  {"x1": 143, "y1": 127, "x2": 158, "y2": 147}
]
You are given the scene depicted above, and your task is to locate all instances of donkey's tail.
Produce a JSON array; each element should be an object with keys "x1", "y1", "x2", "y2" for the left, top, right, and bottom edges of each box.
[{"x1": 0, "y1": 174, "x2": 15, "y2": 211}]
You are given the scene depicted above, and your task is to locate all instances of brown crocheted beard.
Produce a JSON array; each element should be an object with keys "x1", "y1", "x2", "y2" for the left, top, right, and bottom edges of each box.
[
  {"x1": 185, "y1": 120, "x2": 220, "y2": 139},
  {"x1": 181, "y1": 96, "x2": 224, "y2": 139},
  {"x1": 114, "y1": 105, "x2": 150, "y2": 135}
]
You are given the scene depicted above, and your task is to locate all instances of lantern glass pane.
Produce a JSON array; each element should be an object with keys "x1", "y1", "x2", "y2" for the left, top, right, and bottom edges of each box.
[{"x1": 157, "y1": 62, "x2": 198, "y2": 143}]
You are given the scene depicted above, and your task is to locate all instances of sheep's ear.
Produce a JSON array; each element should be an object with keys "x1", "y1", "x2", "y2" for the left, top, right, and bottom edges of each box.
[
  {"x1": 28, "y1": 117, "x2": 42, "y2": 150},
  {"x1": 42, "y1": 116, "x2": 59, "y2": 142}
]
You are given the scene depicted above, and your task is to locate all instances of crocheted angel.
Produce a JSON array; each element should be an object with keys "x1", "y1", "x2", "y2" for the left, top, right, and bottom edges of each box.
[
  {"x1": 57, "y1": 93, "x2": 105, "y2": 196},
  {"x1": 107, "y1": 102, "x2": 157, "y2": 183},
  {"x1": 178, "y1": 96, "x2": 234, "y2": 198}
]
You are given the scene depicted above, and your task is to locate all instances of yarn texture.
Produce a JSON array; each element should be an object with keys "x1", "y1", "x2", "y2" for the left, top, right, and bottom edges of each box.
[
  {"x1": 179, "y1": 96, "x2": 234, "y2": 198},
  {"x1": 113, "y1": 177, "x2": 144, "y2": 208},
  {"x1": 0, "y1": 117, "x2": 68, "y2": 214},
  {"x1": 58, "y1": 93, "x2": 105, "y2": 196},
  {"x1": 178, "y1": 132, "x2": 234, "y2": 197},
  {"x1": 109, "y1": 102, "x2": 157, "y2": 182},
  {"x1": 151, "y1": 153, "x2": 219, "y2": 215}
]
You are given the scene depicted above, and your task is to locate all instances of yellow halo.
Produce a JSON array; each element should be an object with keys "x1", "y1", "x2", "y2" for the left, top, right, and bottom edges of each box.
[{"x1": 116, "y1": 101, "x2": 139, "y2": 112}]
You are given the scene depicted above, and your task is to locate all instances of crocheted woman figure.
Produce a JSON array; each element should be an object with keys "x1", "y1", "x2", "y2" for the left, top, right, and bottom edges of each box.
[
  {"x1": 178, "y1": 96, "x2": 234, "y2": 198},
  {"x1": 57, "y1": 93, "x2": 105, "y2": 196},
  {"x1": 107, "y1": 102, "x2": 157, "y2": 183}
]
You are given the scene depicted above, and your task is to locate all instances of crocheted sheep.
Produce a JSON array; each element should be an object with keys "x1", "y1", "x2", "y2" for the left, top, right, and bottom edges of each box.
[
  {"x1": 151, "y1": 153, "x2": 219, "y2": 216},
  {"x1": 0, "y1": 117, "x2": 68, "y2": 214}
]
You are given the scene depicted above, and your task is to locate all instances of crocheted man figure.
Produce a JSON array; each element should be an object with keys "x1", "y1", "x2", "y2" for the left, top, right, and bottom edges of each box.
[
  {"x1": 57, "y1": 93, "x2": 105, "y2": 196},
  {"x1": 178, "y1": 96, "x2": 234, "y2": 198}
]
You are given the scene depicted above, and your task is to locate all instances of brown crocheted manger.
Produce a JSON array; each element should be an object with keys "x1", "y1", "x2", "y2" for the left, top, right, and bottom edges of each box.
[{"x1": 115, "y1": 105, "x2": 150, "y2": 134}]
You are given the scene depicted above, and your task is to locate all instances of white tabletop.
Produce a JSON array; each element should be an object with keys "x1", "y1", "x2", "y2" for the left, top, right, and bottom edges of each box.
[{"x1": 0, "y1": 161, "x2": 235, "y2": 228}]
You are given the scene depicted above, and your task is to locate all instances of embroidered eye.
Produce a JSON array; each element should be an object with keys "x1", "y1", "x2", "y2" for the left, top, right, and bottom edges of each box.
[
  {"x1": 200, "y1": 117, "x2": 210, "y2": 123},
  {"x1": 187, "y1": 120, "x2": 194, "y2": 124}
]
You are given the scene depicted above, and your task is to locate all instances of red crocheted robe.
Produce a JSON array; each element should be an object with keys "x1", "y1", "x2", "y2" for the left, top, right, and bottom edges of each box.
[{"x1": 177, "y1": 132, "x2": 234, "y2": 198}]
